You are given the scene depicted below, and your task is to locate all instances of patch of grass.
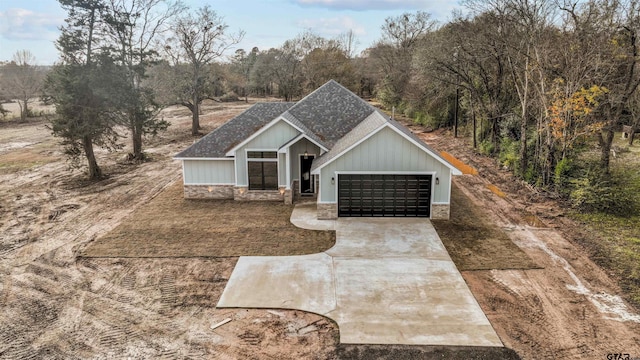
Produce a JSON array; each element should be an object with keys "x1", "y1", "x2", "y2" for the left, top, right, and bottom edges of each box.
[
  {"x1": 82, "y1": 182, "x2": 336, "y2": 258},
  {"x1": 433, "y1": 183, "x2": 538, "y2": 271},
  {"x1": 0, "y1": 150, "x2": 57, "y2": 174},
  {"x1": 566, "y1": 134, "x2": 640, "y2": 307},
  {"x1": 571, "y1": 212, "x2": 640, "y2": 307}
]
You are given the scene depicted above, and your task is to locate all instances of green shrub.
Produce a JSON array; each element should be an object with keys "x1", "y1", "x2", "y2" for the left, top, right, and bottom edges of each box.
[
  {"x1": 554, "y1": 158, "x2": 574, "y2": 192},
  {"x1": 377, "y1": 87, "x2": 400, "y2": 109},
  {"x1": 479, "y1": 139, "x2": 495, "y2": 156},
  {"x1": 220, "y1": 92, "x2": 239, "y2": 102},
  {"x1": 498, "y1": 137, "x2": 519, "y2": 170},
  {"x1": 569, "y1": 169, "x2": 640, "y2": 216}
]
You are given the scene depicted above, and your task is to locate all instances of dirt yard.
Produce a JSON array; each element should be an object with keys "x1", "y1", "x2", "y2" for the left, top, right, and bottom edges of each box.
[
  {"x1": 415, "y1": 126, "x2": 640, "y2": 360},
  {"x1": 1, "y1": 101, "x2": 639, "y2": 359},
  {"x1": 82, "y1": 182, "x2": 335, "y2": 258}
]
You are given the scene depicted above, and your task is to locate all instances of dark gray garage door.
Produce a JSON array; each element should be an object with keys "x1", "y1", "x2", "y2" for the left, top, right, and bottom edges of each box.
[{"x1": 338, "y1": 174, "x2": 431, "y2": 217}]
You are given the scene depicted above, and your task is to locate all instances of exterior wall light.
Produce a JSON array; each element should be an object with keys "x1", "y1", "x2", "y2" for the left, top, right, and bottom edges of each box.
[
  {"x1": 239, "y1": 187, "x2": 246, "y2": 194},
  {"x1": 207, "y1": 186, "x2": 213, "y2": 192},
  {"x1": 435, "y1": 177, "x2": 440, "y2": 185},
  {"x1": 279, "y1": 188, "x2": 285, "y2": 195},
  {"x1": 331, "y1": 177, "x2": 335, "y2": 185}
]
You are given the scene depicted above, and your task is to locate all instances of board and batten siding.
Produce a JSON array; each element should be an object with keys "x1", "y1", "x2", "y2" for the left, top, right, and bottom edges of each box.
[
  {"x1": 235, "y1": 120, "x2": 300, "y2": 186},
  {"x1": 289, "y1": 138, "x2": 321, "y2": 183},
  {"x1": 319, "y1": 126, "x2": 451, "y2": 203},
  {"x1": 183, "y1": 159, "x2": 235, "y2": 184}
]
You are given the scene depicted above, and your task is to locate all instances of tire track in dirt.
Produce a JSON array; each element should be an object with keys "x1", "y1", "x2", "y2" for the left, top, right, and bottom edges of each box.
[
  {"x1": 1, "y1": 104, "x2": 340, "y2": 359},
  {"x1": 419, "y1": 129, "x2": 640, "y2": 359}
]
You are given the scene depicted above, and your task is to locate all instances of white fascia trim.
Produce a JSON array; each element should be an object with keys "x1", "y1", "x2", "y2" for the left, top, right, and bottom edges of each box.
[
  {"x1": 285, "y1": 147, "x2": 291, "y2": 189},
  {"x1": 278, "y1": 134, "x2": 304, "y2": 153},
  {"x1": 278, "y1": 133, "x2": 329, "y2": 154},
  {"x1": 334, "y1": 170, "x2": 437, "y2": 175},
  {"x1": 431, "y1": 202, "x2": 451, "y2": 205},
  {"x1": 311, "y1": 122, "x2": 464, "y2": 176},
  {"x1": 225, "y1": 116, "x2": 302, "y2": 156},
  {"x1": 317, "y1": 201, "x2": 337, "y2": 204},
  {"x1": 183, "y1": 182, "x2": 236, "y2": 186},
  {"x1": 175, "y1": 157, "x2": 234, "y2": 161},
  {"x1": 310, "y1": 124, "x2": 387, "y2": 175},
  {"x1": 384, "y1": 124, "x2": 463, "y2": 176},
  {"x1": 245, "y1": 148, "x2": 279, "y2": 162}
]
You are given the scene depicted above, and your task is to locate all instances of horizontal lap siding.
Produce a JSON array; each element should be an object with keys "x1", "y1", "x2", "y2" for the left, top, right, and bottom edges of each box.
[
  {"x1": 320, "y1": 127, "x2": 451, "y2": 203},
  {"x1": 183, "y1": 160, "x2": 235, "y2": 184}
]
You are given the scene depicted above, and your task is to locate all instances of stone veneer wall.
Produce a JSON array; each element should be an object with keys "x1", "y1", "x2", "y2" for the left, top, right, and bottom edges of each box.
[
  {"x1": 431, "y1": 204, "x2": 450, "y2": 220},
  {"x1": 184, "y1": 185, "x2": 234, "y2": 199},
  {"x1": 293, "y1": 178, "x2": 319, "y2": 202},
  {"x1": 317, "y1": 203, "x2": 337, "y2": 220},
  {"x1": 233, "y1": 186, "x2": 286, "y2": 201},
  {"x1": 291, "y1": 180, "x2": 299, "y2": 201},
  {"x1": 284, "y1": 188, "x2": 292, "y2": 204}
]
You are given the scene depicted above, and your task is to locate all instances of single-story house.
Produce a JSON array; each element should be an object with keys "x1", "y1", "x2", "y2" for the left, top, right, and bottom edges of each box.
[{"x1": 174, "y1": 80, "x2": 461, "y2": 220}]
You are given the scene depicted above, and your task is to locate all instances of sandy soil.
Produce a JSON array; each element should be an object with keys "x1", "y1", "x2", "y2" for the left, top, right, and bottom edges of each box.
[
  {"x1": 81, "y1": 182, "x2": 335, "y2": 258},
  {"x1": 0, "y1": 101, "x2": 339, "y2": 359},
  {"x1": 1, "y1": 101, "x2": 639, "y2": 359},
  {"x1": 416, "y1": 127, "x2": 640, "y2": 360}
]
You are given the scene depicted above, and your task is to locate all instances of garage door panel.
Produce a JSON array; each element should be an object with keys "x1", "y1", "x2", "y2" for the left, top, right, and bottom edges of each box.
[{"x1": 338, "y1": 174, "x2": 431, "y2": 217}]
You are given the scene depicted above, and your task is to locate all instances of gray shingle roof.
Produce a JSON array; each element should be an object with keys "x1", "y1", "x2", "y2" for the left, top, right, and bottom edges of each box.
[
  {"x1": 287, "y1": 80, "x2": 376, "y2": 147},
  {"x1": 175, "y1": 102, "x2": 294, "y2": 158},
  {"x1": 279, "y1": 111, "x2": 328, "y2": 150},
  {"x1": 174, "y1": 80, "x2": 459, "y2": 176}
]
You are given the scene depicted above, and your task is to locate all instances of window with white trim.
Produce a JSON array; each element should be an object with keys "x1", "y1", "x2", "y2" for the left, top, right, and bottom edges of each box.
[{"x1": 247, "y1": 151, "x2": 278, "y2": 190}]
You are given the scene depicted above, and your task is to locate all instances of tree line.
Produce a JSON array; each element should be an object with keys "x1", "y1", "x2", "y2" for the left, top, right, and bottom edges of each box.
[{"x1": 3, "y1": 0, "x2": 639, "y2": 212}]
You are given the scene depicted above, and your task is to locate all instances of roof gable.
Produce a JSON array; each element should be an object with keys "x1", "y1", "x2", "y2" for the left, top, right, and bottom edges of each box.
[
  {"x1": 287, "y1": 80, "x2": 376, "y2": 147},
  {"x1": 311, "y1": 111, "x2": 463, "y2": 176},
  {"x1": 310, "y1": 110, "x2": 388, "y2": 171},
  {"x1": 175, "y1": 102, "x2": 294, "y2": 158}
]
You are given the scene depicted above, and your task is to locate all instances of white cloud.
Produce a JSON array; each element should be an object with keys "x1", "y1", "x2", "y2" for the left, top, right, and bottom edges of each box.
[
  {"x1": 294, "y1": 0, "x2": 431, "y2": 11},
  {"x1": 0, "y1": 8, "x2": 63, "y2": 42},
  {"x1": 297, "y1": 16, "x2": 366, "y2": 36}
]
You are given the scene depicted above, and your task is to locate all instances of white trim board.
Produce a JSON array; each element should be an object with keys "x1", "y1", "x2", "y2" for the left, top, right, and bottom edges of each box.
[
  {"x1": 225, "y1": 116, "x2": 304, "y2": 156},
  {"x1": 183, "y1": 182, "x2": 236, "y2": 186},
  {"x1": 175, "y1": 157, "x2": 234, "y2": 161},
  {"x1": 278, "y1": 133, "x2": 328, "y2": 154},
  {"x1": 311, "y1": 122, "x2": 462, "y2": 176}
]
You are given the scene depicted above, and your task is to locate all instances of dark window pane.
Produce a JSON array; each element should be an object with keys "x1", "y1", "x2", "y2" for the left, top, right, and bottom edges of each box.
[
  {"x1": 248, "y1": 161, "x2": 278, "y2": 190},
  {"x1": 248, "y1": 151, "x2": 277, "y2": 159}
]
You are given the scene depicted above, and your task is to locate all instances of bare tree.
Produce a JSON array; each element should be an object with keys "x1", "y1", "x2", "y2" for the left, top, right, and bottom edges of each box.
[
  {"x1": 164, "y1": 5, "x2": 244, "y2": 135},
  {"x1": 0, "y1": 50, "x2": 45, "y2": 122},
  {"x1": 560, "y1": 0, "x2": 640, "y2": 173},
  {"x1": 335, "y1": 29, "x2": 359, "y2": 59},
  {"x1": 628, "y1": 89, "x2": 640, "y2": 145},
  {"x1": 373, "y1": 11, "x2": 437, "y2": 107}
]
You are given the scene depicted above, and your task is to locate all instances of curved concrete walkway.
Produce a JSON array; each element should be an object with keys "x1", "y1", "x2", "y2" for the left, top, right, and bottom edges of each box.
[{"x1": 217, "y1": 203, "x2": 502, "y2": 346}]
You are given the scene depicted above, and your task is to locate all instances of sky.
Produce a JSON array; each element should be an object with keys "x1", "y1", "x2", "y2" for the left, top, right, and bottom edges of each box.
[{"x1": 0, "y1": 0, "x2": 463, "y2": 65}]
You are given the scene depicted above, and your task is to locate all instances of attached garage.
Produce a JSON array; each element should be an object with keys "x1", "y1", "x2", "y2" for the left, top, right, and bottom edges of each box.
[
  {"x1": 338, "y1": 174, "x2": 432, "y2": 217},
  {"x1": 312, "y1": 119, "x2": 462, "y2": 220}
]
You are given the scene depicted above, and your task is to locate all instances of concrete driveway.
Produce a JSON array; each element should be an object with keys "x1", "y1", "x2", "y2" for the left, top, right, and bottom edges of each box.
[{"x1": 217, "y1": 203, "x2": 502, "y2": 346}]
